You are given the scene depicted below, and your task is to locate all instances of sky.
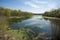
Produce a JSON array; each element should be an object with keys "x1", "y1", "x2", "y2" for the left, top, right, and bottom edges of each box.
[{"x1": 0, "y1": 0, "x2": 60, "y2": 13}]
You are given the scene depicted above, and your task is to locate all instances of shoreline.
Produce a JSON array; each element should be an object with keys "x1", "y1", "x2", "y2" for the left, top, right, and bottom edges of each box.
[{"x1": 43, "y1": 16, "x2": 60, "y2": 20}]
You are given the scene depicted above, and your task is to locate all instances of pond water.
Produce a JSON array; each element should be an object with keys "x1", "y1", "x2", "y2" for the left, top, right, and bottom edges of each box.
[{"x1": 10, "y1": 15, "x2": 60, "y2": 40}]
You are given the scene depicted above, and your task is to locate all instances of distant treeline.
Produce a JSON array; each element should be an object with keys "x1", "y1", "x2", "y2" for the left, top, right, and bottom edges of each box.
[
  {"x1": 0, "y1": 7, "x2": 32, "y2": 17},
  {"x1": 43, "y1": 8, "x2": 60, "y2": 18}
]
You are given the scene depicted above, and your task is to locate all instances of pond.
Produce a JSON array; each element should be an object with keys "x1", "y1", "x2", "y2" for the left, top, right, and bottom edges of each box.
[{"x1": 9, "y1": 15, "x2": 60, "y2": 40}]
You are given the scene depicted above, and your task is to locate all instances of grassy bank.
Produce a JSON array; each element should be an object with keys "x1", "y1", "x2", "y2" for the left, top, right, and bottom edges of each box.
[
  {"x1": 43, "y1": 16, "x2": 60, "y2": 20},
  {"x1": 0, "y1": 7, "x2": 33, "y2": 39},
  {"x1": 0, "y1": 14, "x2": 32, "y2": 40}
]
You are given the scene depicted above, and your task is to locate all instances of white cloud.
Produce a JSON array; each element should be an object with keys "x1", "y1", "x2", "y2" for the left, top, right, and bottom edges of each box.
[
  {"x1": 36, "y1": 1, "x2": 47, "y2": 4},
  {"x1": 47, "y1": 2, "x2": 57, "y2": 9},
  {"x1": 32, "y1": 0, "x2": 48, "y2": 4},
  {"x1": 24, "y1": 2, "x2": 40, "y2": 8},
  {"x1": 24, "y1": 0, "x2": 58, "y2": 13}
]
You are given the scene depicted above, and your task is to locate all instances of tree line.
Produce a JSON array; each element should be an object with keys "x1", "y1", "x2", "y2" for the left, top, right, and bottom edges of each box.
[
  {"x1": 43, "y1": 8, "x2": 60, "y2": 18},
  {"x1": 0, "y1": 7, "x2": 32, "y2": 17}
]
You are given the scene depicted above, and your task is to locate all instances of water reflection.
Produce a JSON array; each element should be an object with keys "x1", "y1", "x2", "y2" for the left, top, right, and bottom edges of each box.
[
  {"x1": 49, "y1": 19, "x2": 60, "y2": 40},
  {"x1": 32, "y1": 15, "x2": 42, "y2": 19},
  {"x1": 9, "y1": 15, "x2": 60, "y2": 40}
]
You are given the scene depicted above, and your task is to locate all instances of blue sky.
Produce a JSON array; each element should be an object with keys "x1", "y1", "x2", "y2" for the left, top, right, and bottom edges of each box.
[{"x1": 0, "y1": 0, "x2": 60, "y2": 13}]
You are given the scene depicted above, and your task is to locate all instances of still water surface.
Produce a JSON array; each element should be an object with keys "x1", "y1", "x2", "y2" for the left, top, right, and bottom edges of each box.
[{"x1": 10, "y1": 15, "x2": 60, "y2": 39}]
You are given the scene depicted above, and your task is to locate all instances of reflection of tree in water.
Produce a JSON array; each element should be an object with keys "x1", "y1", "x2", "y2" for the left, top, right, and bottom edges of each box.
[
  {"x1": 8, "y1": 17, "x2": 31, "y2": 25},
  {"x1": 49, "y1": 19, "x2": 60, "y2": 40}
]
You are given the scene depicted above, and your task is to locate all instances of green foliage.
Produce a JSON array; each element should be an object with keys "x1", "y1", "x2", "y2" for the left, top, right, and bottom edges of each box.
[
  {"x1": 7, "y1": 27, "x2": 47, "y2": 40},
  {"x1": 19, "y1": 27, "x2": 35, "y2": 40},
  {"x1": 0, "y1": 7, "x2": 32, "y2": 25},
  {"x1": 0, "y1": 7, "x2": 32, "y2": 17},
  {"x1": 43, "y1": 8, "x2": 60, "y2": 18}
]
